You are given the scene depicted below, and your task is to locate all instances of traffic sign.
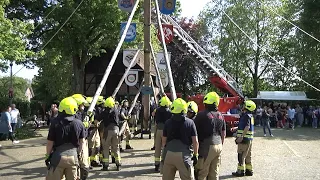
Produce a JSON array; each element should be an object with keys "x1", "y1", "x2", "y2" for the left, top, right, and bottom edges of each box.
[
  {"x1": 120, "y1": 22, "x2": 137, "y2": 42},
  {"x1": 157, "y1": 24, "x2": 174, "y2": 44},
  {"x1": 118, "y1": 0, "x2": 135, "y2": 12},
  {"x1": 159, "y1": 0, "x2": 176, "y2": 15},
  {"x1": 141, "y1": 86, "x2": 154, "y2": 95}
]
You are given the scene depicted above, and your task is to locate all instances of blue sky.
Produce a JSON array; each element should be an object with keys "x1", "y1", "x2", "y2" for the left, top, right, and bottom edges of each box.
[{"x1": 0, "y1": 0, "x2": 211, "y2": 80}]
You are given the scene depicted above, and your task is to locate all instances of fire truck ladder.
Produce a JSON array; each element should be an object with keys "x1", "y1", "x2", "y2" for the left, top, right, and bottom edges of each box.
[{"x1": 160, "y1": 15, "x2": 244, "y2": 99}]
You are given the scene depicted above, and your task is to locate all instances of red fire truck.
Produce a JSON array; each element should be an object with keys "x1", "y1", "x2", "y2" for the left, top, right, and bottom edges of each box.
[{"x1": 161, "y1": 15, "x2": 245, "y2": 134}]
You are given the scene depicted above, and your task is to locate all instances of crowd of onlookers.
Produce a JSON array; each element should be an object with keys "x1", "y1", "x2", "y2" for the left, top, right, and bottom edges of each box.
[
  {"x1": 254, "y1": 102, "x2": 320, "y2": 137},
  {"x1": 0, "y1": 104, "x2": 21, "y2": 147}
]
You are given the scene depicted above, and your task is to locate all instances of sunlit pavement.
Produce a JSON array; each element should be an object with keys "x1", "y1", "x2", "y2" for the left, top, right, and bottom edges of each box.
[{"x1": 0, "y1": 127, "x2": 320, "y2": 180}]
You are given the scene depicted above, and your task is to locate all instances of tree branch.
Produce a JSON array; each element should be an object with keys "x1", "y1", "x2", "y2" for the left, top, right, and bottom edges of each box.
[
  {"x1": 258, "y1": 62, "x2": 270, "y2": 79},
  {"x1": 245, "y1": 61, "x2": 254, "y2": 76}
]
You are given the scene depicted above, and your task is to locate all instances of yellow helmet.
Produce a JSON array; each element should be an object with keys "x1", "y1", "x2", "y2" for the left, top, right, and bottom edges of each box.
[
  {"x1": 244, "y1": 100, "x2": 256, "y2": 112},
  {"x1": 170, "y1": 98, "x2": 188, "y2": 114},
  {"x1": 203, "y1": 92, "x2": 220, "y2": 106},
  {"x1": 71, "y1": 94, "x2": 88, "y2": 106},
  {"x1": 96, "y1": 96, "x2": 105, "y2": 105},
  {"x1": 159, "y1": 96, "x2": 172, "y2": 107},
  {"x1": 187, "y1": 101, "x2": 198, "y2": 114},
  {"x1": 104, "y1": 97, "x2": 115, "y2": 108},
  {"x1": 58, "y1": 97, "x2": 78, "y2": 115},
  {"x1": 84, "y1": 97, "x2": 93, "y2": 107}
]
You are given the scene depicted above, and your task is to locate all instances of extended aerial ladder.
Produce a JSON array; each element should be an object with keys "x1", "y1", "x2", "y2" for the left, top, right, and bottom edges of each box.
[{"x1": 159, "y1": 14, "x2": 244, "y2": 130}]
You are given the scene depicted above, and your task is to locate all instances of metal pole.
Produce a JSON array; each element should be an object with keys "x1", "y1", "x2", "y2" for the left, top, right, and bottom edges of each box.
[
  {"x1": 87, "y1": 0, "x2": 140, "y2": 113},
  {"x1": 112, "y1": 50, "x2": 140, "y2": 98},
  {"x1": 150, "y1": 42, "x2": 165, "y2": 95},
  {"x1": 150, "y1": 75, "x2": 158, "y2": 105},
  {"x1": 154, "y1": 0, "x2": 177, "y2": 100},
  {"x1": 142, "y1": 0, "x2": 151, "y2": 131},
  {"x1": 9, "y1": 62, "x2": 13, "y2": 105},
  {"x1": 128, "y1": 79, "x2": 145, "y2": 114}
]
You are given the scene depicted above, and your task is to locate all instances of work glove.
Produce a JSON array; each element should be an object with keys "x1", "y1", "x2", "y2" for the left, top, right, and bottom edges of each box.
[
  {"x1": 192, "y1": 154, "x2": 199, "y2": 166},
  {"x1": 45, "y1": 154, "x2": 50, "y2": 169}
]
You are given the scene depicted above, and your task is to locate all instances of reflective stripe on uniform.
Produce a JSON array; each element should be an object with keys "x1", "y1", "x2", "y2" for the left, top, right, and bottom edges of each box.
[
  {"x1": 89, "y1": 156, "x2": 95, "y2": 161},
  {"x1": 246, "y1": 164, "x2": 253, "y2": 170},
  {"x1": 111, "y1": 152, "x2": 115, "y2": 157},
  {"x1": 237, "y1": 130, "x2": 253, "y2": 138},
  {"x1": 115, "y1": 156, "x2": 121, "y2": 162},
  {"x1": 102, "y1": 158, "x2": 109, "y2": 163},
  {"x1": 154, "y1": 157, "x2": 161, "y2": 162},
  {"x1": 238, "y1": 165, "x2": 245, "y2": 170}
]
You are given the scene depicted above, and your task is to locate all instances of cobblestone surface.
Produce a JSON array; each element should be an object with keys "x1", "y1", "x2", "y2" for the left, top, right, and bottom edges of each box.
[{"x1": 0, "y1": 127, "x2": 319, "y2": 180}]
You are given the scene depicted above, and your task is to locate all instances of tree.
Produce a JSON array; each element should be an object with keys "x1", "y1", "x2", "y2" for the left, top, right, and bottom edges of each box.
[
  {"x1": 295, "y1": 0, "x2": 320, "y2": 98},
  {"x1": 199, "y1": 0, "x2": 284, "y2": 97},
  {"x1": 0, "y1": 0, "x2": 36, "y2": 72},
  {"x1": 0, "y1": 76, "x2": 30, "y2": 101},
  {"x1": 166, "y1": 17, "x2": 206, "y2": 96}
]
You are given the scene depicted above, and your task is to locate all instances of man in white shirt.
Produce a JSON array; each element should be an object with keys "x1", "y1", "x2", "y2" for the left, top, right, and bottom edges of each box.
[
  {"x1": 256, "y1": 106, "x2": 263, "y2": 126},
  {"x1": 287, "y1": 106, "x2": 296, "y2": 130},
  {"x1": 10, "y1": 104, "x2": 20, "y2": 132}
]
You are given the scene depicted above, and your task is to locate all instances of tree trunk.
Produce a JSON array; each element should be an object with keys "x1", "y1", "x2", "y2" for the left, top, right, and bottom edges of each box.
[
  {"x1": 72, "y1": 54, "x2": 85, "y2": 94},
  {"x1": 253, "y1": 74, "x2": 258, "y2": 97}
]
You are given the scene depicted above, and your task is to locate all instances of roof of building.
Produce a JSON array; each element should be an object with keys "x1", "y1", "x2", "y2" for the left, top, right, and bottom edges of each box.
[{"x1": 254, "y1": 91, "x2": 314, "y2": 101}]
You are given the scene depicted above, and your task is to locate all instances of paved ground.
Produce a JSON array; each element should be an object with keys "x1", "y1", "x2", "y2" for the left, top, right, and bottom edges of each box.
[{"x1": 0, "y1": 126, "x2": 320, "y2": 180}]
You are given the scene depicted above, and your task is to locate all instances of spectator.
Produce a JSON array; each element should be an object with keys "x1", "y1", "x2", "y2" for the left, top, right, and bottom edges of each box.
[
  {"x1": 10, "y1": 104, "x2": 20, "y2": 133},
  {"x1": 295, "y1": 104, "x2": 304, "y2": 127},
  {"x1": 255, "y1": 106, "x2": 263, "y2": 126},
  {"x1": 1, "y1": 106, "x2": 19, "y2": 144},
  {"x1": 312, "y1": 109, "x2": 318, "y2": 129},
  {"x1": 262, "y1": 106, "x2": 273, "y2": 137},
  {"x1": 46, "y1": 104, "x2": 58, "y2": 126},
  {"x1": 287, "y1": 106, "x2": 295, "y2": 130}
]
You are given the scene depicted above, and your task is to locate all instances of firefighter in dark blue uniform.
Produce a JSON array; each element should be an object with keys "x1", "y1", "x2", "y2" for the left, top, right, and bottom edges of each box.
[
  {"x1": 154, "y1": 96, "x2": 172, "y2": 172},
  {"x1": 72, "y1": 94, "x2": 90, "y2": 180},
  {"x1": 161, "y1": 98, "x2": 199, "y2": 180},
  {"x1": 232, "y1": 100, "x2": 256, "y2": 177},
  {"x1": 97, "y1": 97, "x2": 122, "y2": 171},
  {"x1": 194, "y1": 92, "x2": 226, "y2": 180},
  {"x1": 45, "y1": 97, "x2": 85, "y2": 179}
]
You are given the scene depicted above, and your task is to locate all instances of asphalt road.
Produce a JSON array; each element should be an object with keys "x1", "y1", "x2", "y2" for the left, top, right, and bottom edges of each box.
[{"x1": 0, "y1": 127, "x2": 320, "y2": 180}]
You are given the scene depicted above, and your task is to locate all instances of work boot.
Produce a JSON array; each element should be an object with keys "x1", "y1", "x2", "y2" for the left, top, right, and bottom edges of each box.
[
  {"x1": 101, "y1": 165, "x2": 109, "y2": 171},
  {"x1": 155, "y1": 164, "x2": 160, "y2": 172},
  {"x1": 151, "y1": 146, "x2": 155, "y2": 150},
  {"x1": 116, "y1": 164, "x2": 121, "y2": 171},
  {"x1": 112, "y1": 156, "x2": 116, "y2": 163},
  {"x1": 245, "y1": 170, "x2": 253, "y2": 176},
  {"x1": 91, "y1": 161, "x2": 102, "y2": 167},
  {"x1": 126, "y1": 145, "x2": 133, "y2": 150},
  {"x1": 232, "y1": 171, "x2": 245, "y2": 177},
  {"x1": 89, "y1": 166, "x2": 93, "y2": 170},
  {"x1": 120, "y1": 148, "x2": 124, "y2": 152}
]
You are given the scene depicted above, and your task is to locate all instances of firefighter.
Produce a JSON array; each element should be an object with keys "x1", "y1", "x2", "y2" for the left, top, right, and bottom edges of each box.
[
  {"x1": 154, "y1": 96, "x2": 172, "y2": 172},
  {"x1": 45, "y1": 97, "x2": 85, "y2": 179},
  {"x1": 119, "y1": 99, "x2": 133, "y2": 151},
  {"x1": 194, "y1": 92, "x2": 226, "y2": 180},
  {"x1": 162, "y1": 98, "x2": 199, "y2": 180},
  {"x1": 88, "y1": 96, "x2": 104, "y2": 167},
  {"x1": 232, "y1": 100, "x2": 256, "y2": 177},
  {"x1": 187, "y1": 101, "x2": 198, "y2": 120},
  {"x1": 71, "y1": 94, "x2": 90, "y2": 180},
  {"x1": 97, "y1": 97, "x2": 122, "y2": 171}
]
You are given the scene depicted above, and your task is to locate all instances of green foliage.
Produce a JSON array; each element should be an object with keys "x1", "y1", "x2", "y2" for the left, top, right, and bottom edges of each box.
[
  {"x1": 0, "y1": 76, "x2": 30, "y2": 101},
  {"x1": 0, "y1": 0, "x2": 36, "y2": 71}
]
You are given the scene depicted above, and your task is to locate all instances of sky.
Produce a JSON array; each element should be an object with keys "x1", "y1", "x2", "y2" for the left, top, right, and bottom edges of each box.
[{"x1": 0, "y1": 0, "x2": 211, "y2": 81}]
